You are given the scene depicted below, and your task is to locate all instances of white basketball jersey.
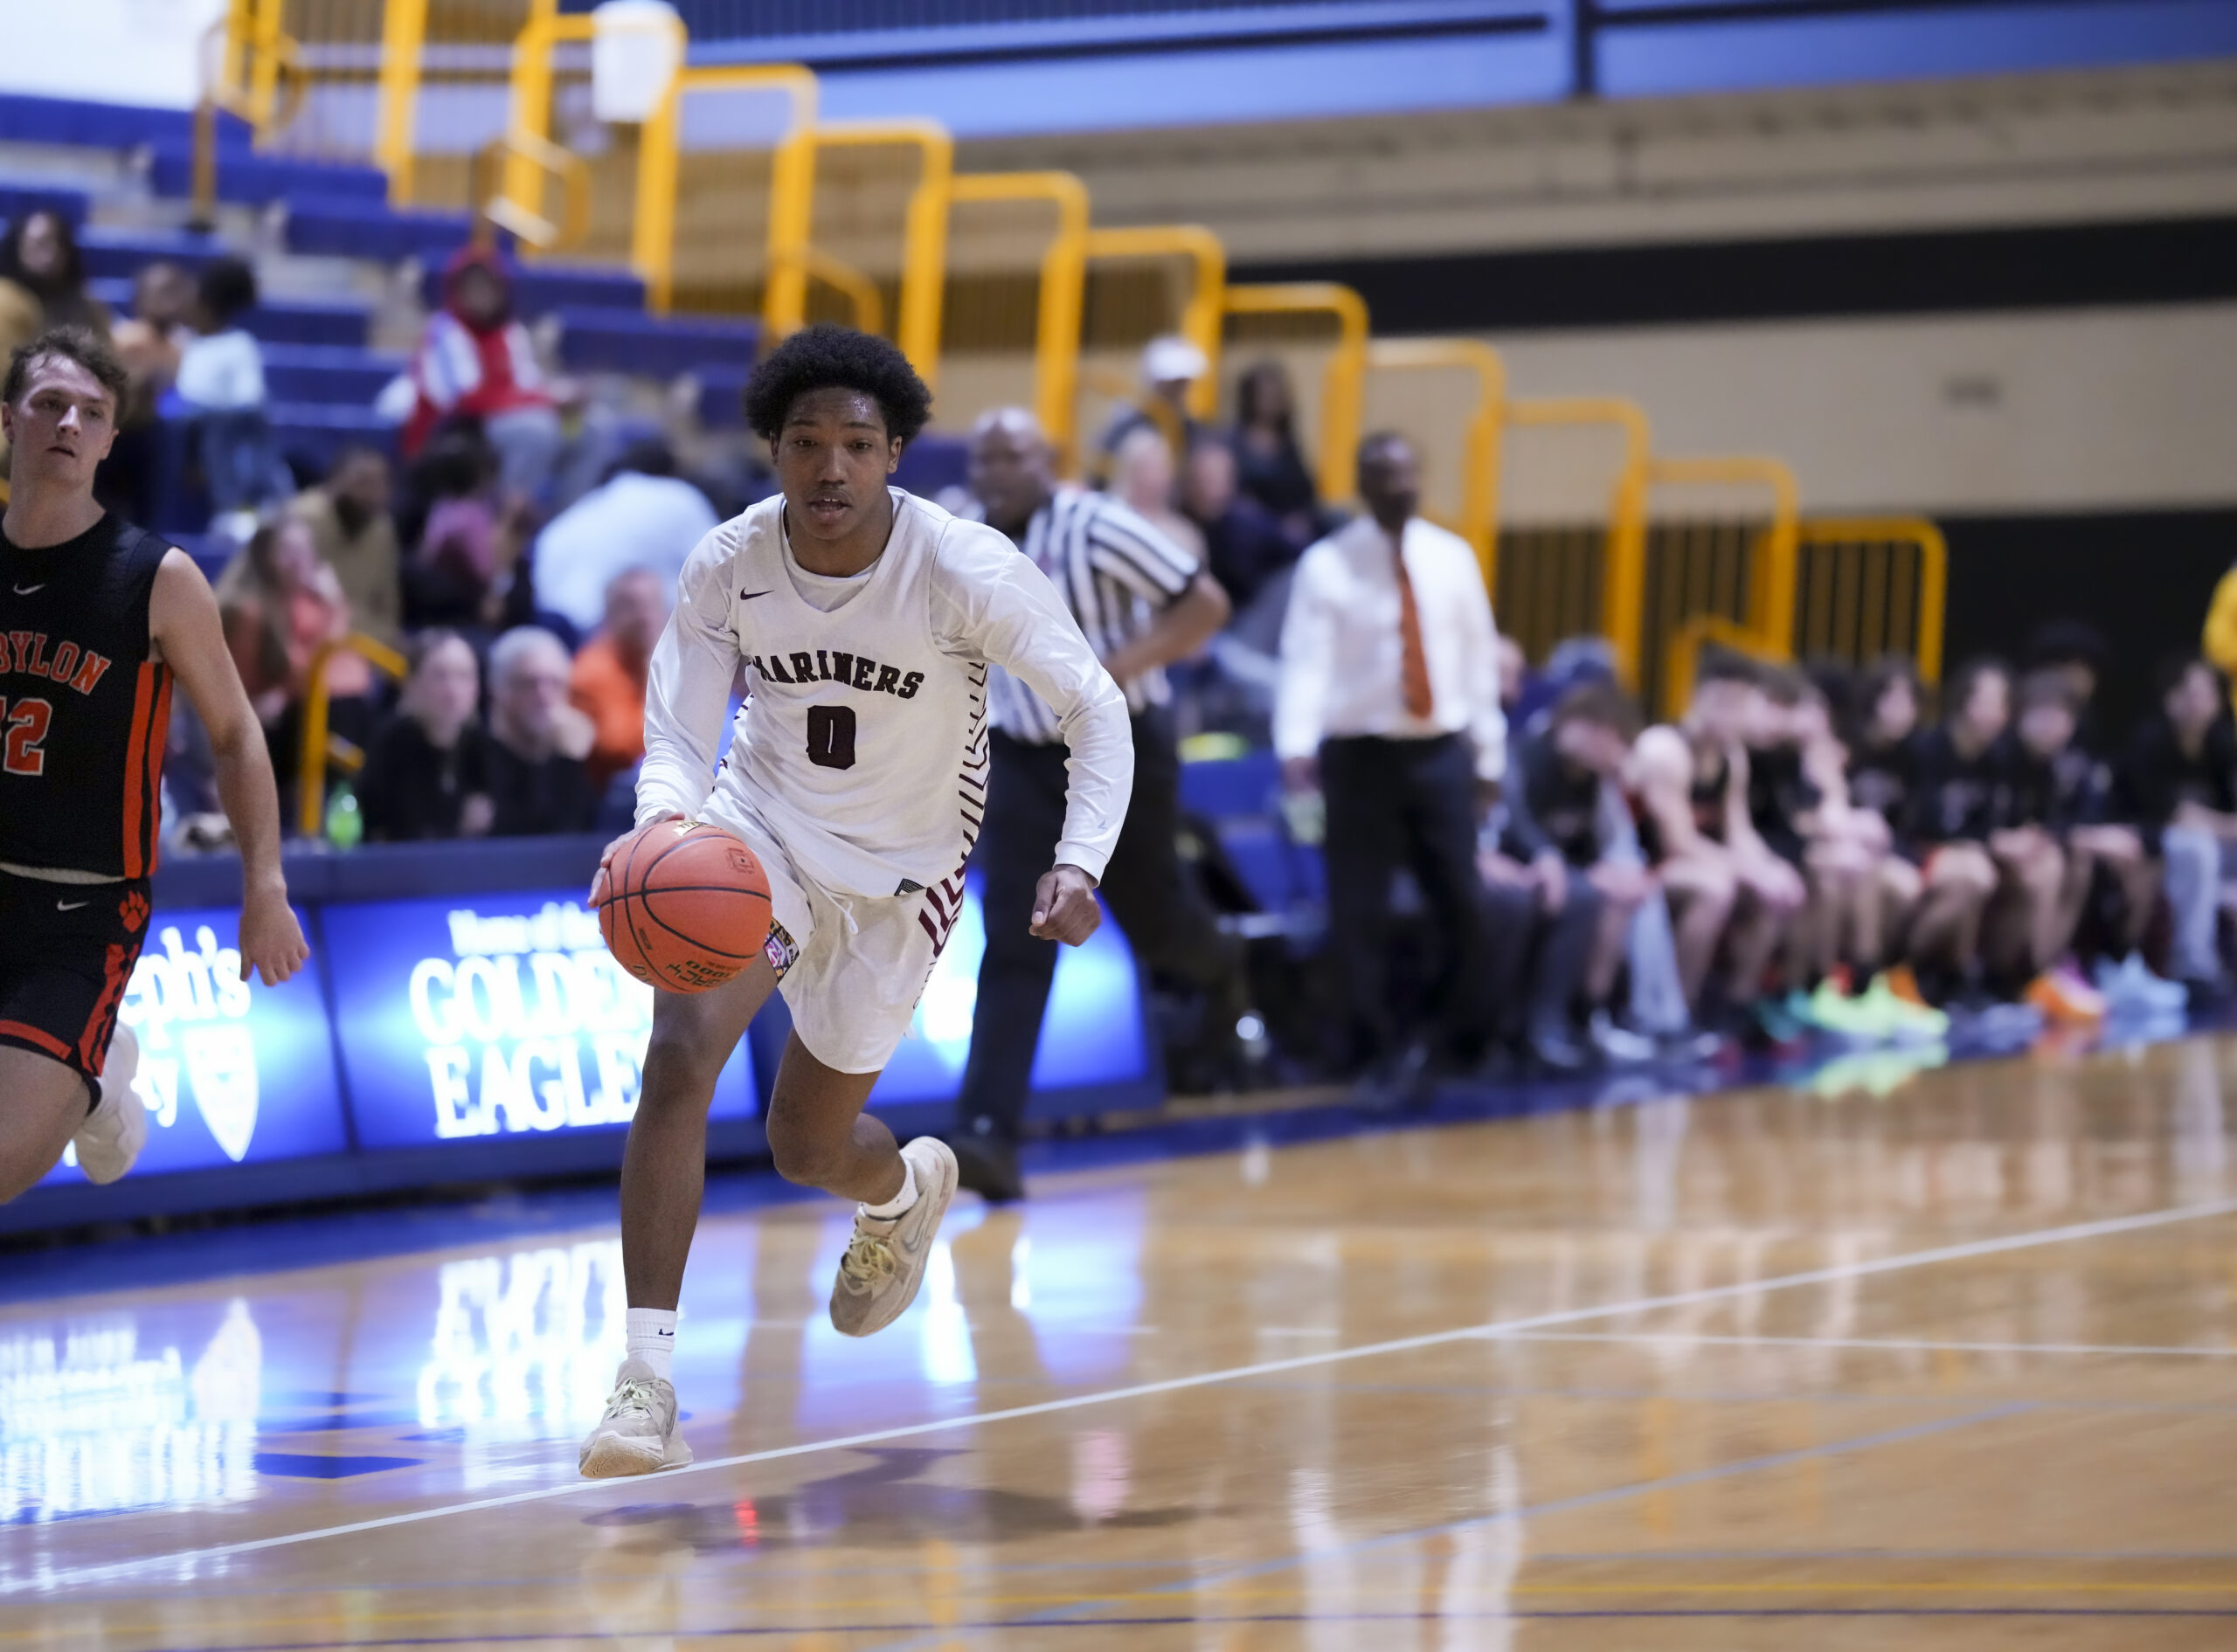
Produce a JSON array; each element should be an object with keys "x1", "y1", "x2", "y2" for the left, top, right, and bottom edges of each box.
[{"x1": 638, "y1": 487, "x2": 1133, "y2": 900}]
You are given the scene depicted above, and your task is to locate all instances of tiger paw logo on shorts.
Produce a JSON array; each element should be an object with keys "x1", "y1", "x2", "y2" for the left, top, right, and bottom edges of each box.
[{"x1": 118, "y1": 889, "x2": 149, "y2": 932}]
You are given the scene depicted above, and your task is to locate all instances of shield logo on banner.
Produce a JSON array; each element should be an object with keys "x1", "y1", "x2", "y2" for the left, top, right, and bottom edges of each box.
[{"x1": 184, "y1": 1025, "x2": 260, "y2": 1163}]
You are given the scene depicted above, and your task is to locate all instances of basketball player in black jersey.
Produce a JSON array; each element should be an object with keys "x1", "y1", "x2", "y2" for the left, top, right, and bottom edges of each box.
[{"x1": 0, "y1": 327, "x2": 308, "y2": 1203}]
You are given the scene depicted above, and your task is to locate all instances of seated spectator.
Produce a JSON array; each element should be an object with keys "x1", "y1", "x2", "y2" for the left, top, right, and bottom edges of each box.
[
  {"x1": 111, "y1": 260, "x2": 194, "y2": 408},
  {"x1": 1899, "y1": 658, "x2": 2063, "y2": 1006},
  {"x1": 487, "y1": 626, "x2": 599, "y2": 835},
  {"x1": 290, "y1": 445, "x2": 403, "y2": 650},
  {"x1": 1230, "y1": 359, "x2": 1321, "y2": 548},
  {"x1": 1099, "y1": 334, "x2": 1205, "y2": 464},
  {"x1": 1182, "y1": 437, "x2": 1295, "y2": 614},
  {"x1": 402, "y1": 421, "x2": 533, "y2": 634},
  {"x1": 1110, "y1": 424, "x2": 1206, "y2": 565},
  {"x1": 405, "y1": 248, "x2": 563, "y2": 500},
  {"x1": 175, "y1": 257, "x2": 285, "y2": 515},
  {"x1": 570, "y1": 567, "x2": 669, "y2": 793},
  {"x1": 2027, "y1": 619, "x2": 2112, "y2": 752},
  {"x1": 0, "y1": 210, "x2": 108, "y2": 337},
  {"x1": 1632, "y1": 653, "x2": 1803, "y2": 1040},
  {"x1": 2005, "y1": 670, "x2": 2167, "y2": 1014},
  {"x1": 358, "y1": 631, "x2": 494, "y2": 842},
  {"x1": 1845, "y1": 657, "x2": 1925, "y2": 835},
  {"x1": 1494, "y1": 681, "x2": 1656, "y2": 1068},
  {"x1": 213, "y1": 515, "x2": 372, "y2": 728},
  {"x1": 2113, "y1": 656, "x2": 2237, "y2": 1000},
  {"x1": 532, "y1": 439, "x2": 717, "y2": 637}
]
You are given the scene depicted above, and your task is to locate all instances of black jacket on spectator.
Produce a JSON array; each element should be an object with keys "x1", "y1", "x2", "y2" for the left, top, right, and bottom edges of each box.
[
  {"x1": 2111, "y1": 715, "x2": 2237, "y2": 854},
  {"x1": 1234, "y1": 435, "x2": 1317, "y2": 524},
  {"x1": 1849, "y1": 731, "x2": 1920, "y2": 839},
  {"x1": 1500, "y1": 729, "x2": 1608, "y2": 868},
  {"x1": 2001, "y1": 736, "x2": 2107, "y2": 837},
  {"x1": 1196, "y1": 495, "x2": 1299, "y2": 612},
  {"x1": 487, "y1": 738, "x2": 599, "y2": 836},
  {"x1": 1901, "y1": 729, "x2": 2010, "y2": 851},
  {"x1": 358, "y1": 717, "x2": 488, "y2": 842},
  {"x1": 1747, "y1": 742, "x2": 1821, "y2": 866}
]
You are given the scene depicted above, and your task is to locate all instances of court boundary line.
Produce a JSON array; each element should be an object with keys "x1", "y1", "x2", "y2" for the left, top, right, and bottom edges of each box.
[
  {"x1": 1504, "y1": 1331, "x2": 2237, "y2": 1358},
  {"x1": 12, "y1": 1192, "x2": 2237, "y2": 1596}
]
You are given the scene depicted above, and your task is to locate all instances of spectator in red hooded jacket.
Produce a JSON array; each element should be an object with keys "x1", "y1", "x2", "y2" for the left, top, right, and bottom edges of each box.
[{"x1": 405, "y1": 249, "x2": 563, "y2": 500}]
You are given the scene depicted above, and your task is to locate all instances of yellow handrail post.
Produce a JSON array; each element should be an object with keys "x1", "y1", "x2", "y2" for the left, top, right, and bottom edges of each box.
[
  {"x1": 1364, "y1": 337, "x2": 1507, "y2": 586},
  {"x1": 501, "y1": 5, "x2": 587, "y2": 235},
  {"x1": 1502, "y1": 396, "x2": 1654, "y2": 690},
  {"x1": 376, "y1": 0, "x2": 430, "y2": 206},
  {"x1": 247, "y1": 0, "x2": 286, "y2": 135},
  {"x1": 1082, "y1": 225, "x2": 1229, "y2": 422},
  {"x1": 948, "y1": 171, "x2": 1091, "y2": 470},
  {"x1": 1646, "y1": 453, "x2": 1803, "y2": 660},
  {"x1": 1221, "y1": 281, "x2": 1369, "y2": 506},
  {"x1": 634, "y1": 64, "x2": 821, "y2": 321},
  {"x1": 472, "y1": 131, "x2": 593, "y2": 253},
  {"x1": 798, "y1": 120, "x2": 953, "y2": 392},
  {"x1": 297, "y1": 634, "x2": 410, "y2": 839},
  {"x1": 1796, "y1": 515, "x2": 1948, "y2": 685},
  {"x1": 1664, "y1": 614, "x2": 1782, "y2": 715}
]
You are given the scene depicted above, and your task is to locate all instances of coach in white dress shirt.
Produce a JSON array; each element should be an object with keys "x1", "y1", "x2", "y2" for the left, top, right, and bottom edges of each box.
[{"x1": 1276, "y1": 432, "x2": 1506, "y2": 1082}]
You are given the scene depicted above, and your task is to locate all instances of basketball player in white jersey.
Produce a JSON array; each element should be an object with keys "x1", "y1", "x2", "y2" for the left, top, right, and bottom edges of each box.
[{"x1": 578, "y1": 326, "x2": 1133, "y2": 1477}]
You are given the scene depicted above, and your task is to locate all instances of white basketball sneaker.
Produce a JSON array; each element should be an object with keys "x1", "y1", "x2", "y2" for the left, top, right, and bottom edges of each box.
[
  {"x1": 578, "y1": 1358, "x2": 692, "y2": 1478},
  {"x1": 73, "y1": 1025, "x2": 146, "y2": 1185},
  {"x1": 829, "y1": 1137, "x2": 959, "y2": 1338}
]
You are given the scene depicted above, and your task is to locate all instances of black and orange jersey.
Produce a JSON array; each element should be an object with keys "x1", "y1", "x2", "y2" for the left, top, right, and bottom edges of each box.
[{"x1": 0, "y1": 513, "x2": 174, "y2": 878}]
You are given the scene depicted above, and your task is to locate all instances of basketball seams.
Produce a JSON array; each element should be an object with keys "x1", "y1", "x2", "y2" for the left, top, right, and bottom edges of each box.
[
  {"x1": 619, "y1": 888, "x2": 760, "y2": 963},
  {"x1": 597, "y1": 819, "x2": 773, "y2": 990}
]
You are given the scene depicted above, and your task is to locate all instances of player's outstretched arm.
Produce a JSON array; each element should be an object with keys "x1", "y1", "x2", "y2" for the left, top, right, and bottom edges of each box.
[{"x1": 150, "y1": 549, "x2": 308, "y2": 986}]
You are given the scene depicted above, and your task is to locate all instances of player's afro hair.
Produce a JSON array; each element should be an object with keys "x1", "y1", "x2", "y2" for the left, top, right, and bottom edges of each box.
[{"x1": 743, "y1": 323, "x2": 932, "y2": 446}]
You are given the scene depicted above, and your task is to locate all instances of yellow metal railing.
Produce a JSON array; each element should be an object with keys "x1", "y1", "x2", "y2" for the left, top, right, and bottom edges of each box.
[
  {"x1": 1364, "y1": 337, "x2": 1506, "y2": 583},
  {"x1": 1222, "y1": 281, "x2": 1369, "y2": 507},
  {"x1": 950, "y1": 170, "x2": 1091, "y2": 467},
  {"x1": 1645, "y1": 453, "x2": 1802, "y2": 657},
  {"x1": 1795, "y1": 515, "x2": 1948, "y2": 685},
  {"x1": 1662, "y1": 613, "x2": 1785, "y2": 715},
  {"x1": 799, "y1": 120, "x2": 955, "y2": 392},
  {"x1": 1082, "y1": 225, "x2": 1229, "y2": 422},
  {"x1": 375, "y1": 0, "x2": 431, "y2": 204},
  {"x1": 470, "y1": 130, "x2": 592, "y2": 253},
  {"x1": 1501, "y1": 396, "x2": 1654, "y2": 688},
  {"x1": 298, "y1": 632, "x2": 410, "y2": 838},
  {"x1": 194, "y1": 12, "x2": 308, "y2": 227},
  {"x1": 635, "y1": 63, "x2": 821, "y2": 319}
]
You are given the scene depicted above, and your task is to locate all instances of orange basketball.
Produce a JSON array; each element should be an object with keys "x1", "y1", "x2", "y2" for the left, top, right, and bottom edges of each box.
[{"x1": 596, "y1": 820, "x2": 773, "y2": 994}]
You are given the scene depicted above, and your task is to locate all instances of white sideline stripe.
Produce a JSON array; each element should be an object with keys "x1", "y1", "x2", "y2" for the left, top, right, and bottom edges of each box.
[
  {"x1": 14, "y1": 1192, "x2": 2237, "y2": 1596},
  {"x1": 1503, "y1": 1331, "x2": 2237, "y2": 1358}
]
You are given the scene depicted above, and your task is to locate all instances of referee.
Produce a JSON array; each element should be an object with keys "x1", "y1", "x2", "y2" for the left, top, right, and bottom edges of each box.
[{"x1": 953, "y1": 407, "x2": 1240, "y2": 1201}]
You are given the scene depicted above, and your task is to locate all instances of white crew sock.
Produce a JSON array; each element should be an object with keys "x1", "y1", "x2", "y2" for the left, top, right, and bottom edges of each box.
[
  {"x1": 862, "y1": 1156, "x2": 918, "y2": 1220},
  {"x1": 625, "y1": 1308, "x2": 677, "y2": 1380}
]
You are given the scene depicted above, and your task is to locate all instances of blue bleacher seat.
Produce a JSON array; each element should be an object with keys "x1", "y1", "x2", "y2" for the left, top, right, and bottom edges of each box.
[
  {"x1": 0, "y1": 183, "x2": 89, "y2": 231},
  {"x1": 260, "y1": 344, "x2": 405, "y2": 407},
  {"x1": 892, "y1": 433, "x2": 967, "y2": 500},
  {"x1": 1180, "y1": 751, "x2": 1284, "y2": 820},
  {"x1": 76, "y1": 226, "x2": 228, "y2": 280},
  {"x1": 419, "y1": 260, "x2": 648, "y2": 319},
  {"x1": 284, "y1": 199, "x2": 477, "y2": 264},
  {"x1": 0, "y1": 93, "x2": 243, "y2": 152},
  {"x1": 269, "y1": 404, "x2": 401, "y2": 476},
  {"x1": 693, "y1": 363, "x2": 751, "y2": 428},
  {"x1": 148, "y1": 142, "x2": 389, "y2": 208},
  {"x1": 243, "y1": 300, "x2": 372, "y2": 349},
  {"x1": 553, "y1": 307, "x2": 759, "y2": 377}
]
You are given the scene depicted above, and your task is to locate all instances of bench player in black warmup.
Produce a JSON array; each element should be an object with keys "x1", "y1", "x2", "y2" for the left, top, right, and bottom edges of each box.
[{"x1": 0, "y1": 328, "x2": 308, "y2": 1203}]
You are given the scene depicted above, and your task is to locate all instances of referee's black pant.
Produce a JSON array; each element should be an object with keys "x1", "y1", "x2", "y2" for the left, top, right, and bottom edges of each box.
[
  {"x1": 1320, "y1": 732, "x2": 1490, "y2": 1070},
  {"x1": 957, "y1": 705, "x2": 1238, "y2": 1144}
]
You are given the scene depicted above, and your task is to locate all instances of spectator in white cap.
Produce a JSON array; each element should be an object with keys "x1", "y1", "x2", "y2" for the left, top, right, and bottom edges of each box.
[{"x1": 1099, "y1": 332, "x2": 1208, "y2": 463}]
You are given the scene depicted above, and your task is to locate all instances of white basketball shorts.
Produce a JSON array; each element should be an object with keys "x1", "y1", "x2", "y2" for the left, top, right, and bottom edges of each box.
[{"x1": 702, "y1": 801, "x2": 961, "y2": 1074}]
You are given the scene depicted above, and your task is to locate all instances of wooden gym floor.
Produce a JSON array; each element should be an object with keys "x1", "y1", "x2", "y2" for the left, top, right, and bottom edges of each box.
[{"x1": 7, "y1": 1036, "x2": 2237, "y2": 1647}]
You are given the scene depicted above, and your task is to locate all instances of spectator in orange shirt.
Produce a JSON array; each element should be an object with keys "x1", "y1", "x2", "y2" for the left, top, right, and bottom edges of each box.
[{"x1": 569, "y1": 566, "x2": 670, "y2": 792}]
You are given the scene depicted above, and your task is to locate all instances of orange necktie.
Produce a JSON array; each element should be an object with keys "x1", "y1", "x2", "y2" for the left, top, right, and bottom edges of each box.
[{"x1": 1393, "y1": 536, "x2": 1434, "y2": 718}]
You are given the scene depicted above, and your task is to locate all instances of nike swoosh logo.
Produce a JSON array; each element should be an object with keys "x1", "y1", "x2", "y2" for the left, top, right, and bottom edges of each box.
[
  {"x1": 56, "y1": 899, "x2": 88, "y2": 911},
  {"x1": 739, "y1": 589, "x2": 773, "y2": 601},
  {"x1": 13, "y1": 583, "x2": 45, "y2": 596}
]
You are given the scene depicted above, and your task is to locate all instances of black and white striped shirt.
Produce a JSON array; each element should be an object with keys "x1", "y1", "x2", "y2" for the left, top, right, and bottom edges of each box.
[{"x1": 987, "y1": 487, "x2": 1200, "y2": 743}]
